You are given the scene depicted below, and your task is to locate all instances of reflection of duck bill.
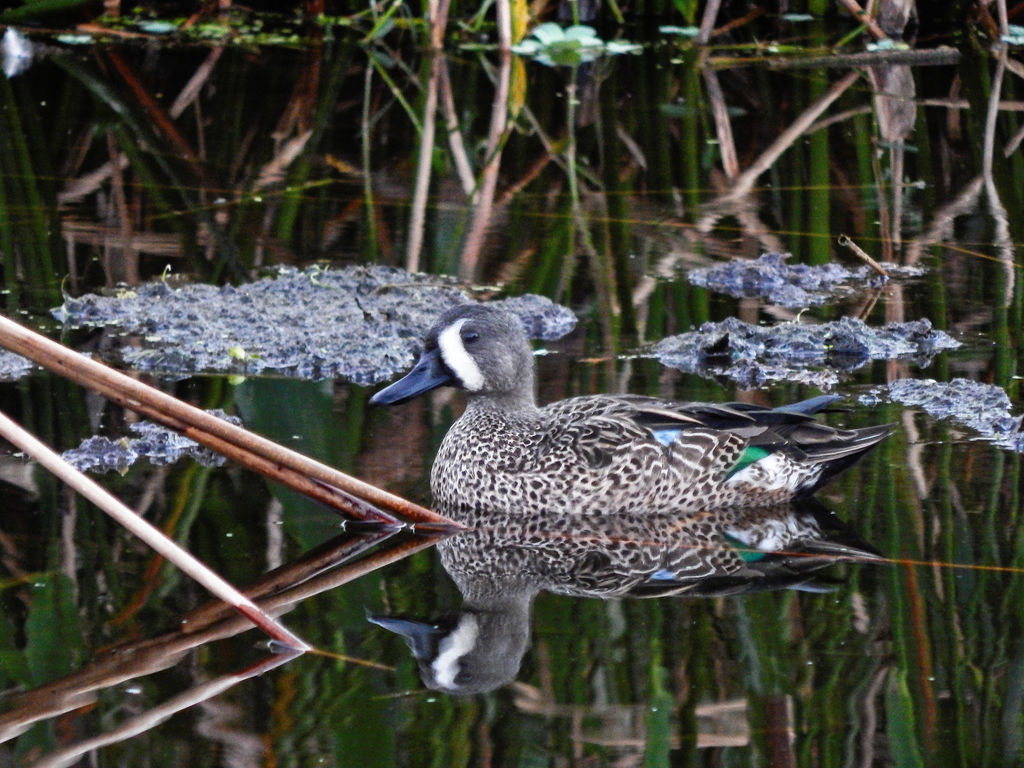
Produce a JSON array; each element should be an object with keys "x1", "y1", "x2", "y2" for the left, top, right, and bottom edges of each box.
[{"x1": 367, "y1": 614, "x2": 448, "y2": 660}]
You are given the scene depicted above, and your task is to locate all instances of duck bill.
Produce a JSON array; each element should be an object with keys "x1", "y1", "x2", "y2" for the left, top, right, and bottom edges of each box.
[
  {"x1": 367, "y1": 615, "x2": 444, "y2": 659},
  {"x1": 370, "y1": 347, "x2": 454, "y2": 405}
]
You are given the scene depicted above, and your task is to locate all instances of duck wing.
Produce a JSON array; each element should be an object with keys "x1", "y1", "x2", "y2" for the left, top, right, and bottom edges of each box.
[{"x1": 540, "y1": 394, "x2": 891, "y2": 497}]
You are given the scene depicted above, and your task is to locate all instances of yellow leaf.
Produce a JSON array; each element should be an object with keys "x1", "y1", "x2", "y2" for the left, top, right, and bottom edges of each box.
[
  {"x1": 508, "y1": 56, "x2": 527, "y2": 120},
  {"x1": 511, "y1": 0, "x2": 530, "y2": 43}
]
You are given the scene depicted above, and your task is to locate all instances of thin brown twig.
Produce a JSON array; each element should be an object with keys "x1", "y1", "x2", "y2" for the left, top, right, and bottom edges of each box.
[
  {"x1": 835, "y1": 0, "x2": 889, "y2": 41},
  {"x1": 695, "y1": 0, "x2": 721, "y2": 45},
  {"x1": 459, "y1": 51, "x2": 512, "y2": 280},
  {"x1": 838, "y1": 234, "x2": 890, "y2": 277},
  {"x1": 702, "y1": 68, "x2": 739, "y2": 178},
  {"x1": 706, "y1": 5, "x2": 766, "y2": 40},
  {"x1": 183, "y1": 531, "x2": 440, "y2": 630},
  {"x1": 105, "y1": 50, "x2": 209, "y2": 183},
  {"x1": 438, "y1": 60, "x2": 476, "y2": 195},
  {"x1": 0, "y1": 409, "x2": 310, "y2": 652},
  {"x1": 405, "y1": 53, "x2": 441, "y2": 273},
  {"x1": 707, "y1": 70, "x2": 860, "y2": 209}
]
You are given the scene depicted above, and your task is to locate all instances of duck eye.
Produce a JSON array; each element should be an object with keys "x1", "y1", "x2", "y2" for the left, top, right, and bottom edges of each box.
[{"x1": 462, "y1": 330, "x2": 480, "y2": 344}]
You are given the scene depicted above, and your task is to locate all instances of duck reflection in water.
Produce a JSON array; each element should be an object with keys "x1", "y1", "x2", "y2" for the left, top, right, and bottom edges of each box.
[
  {"x1": 369, "y1": 499, "x2": 882, "y2": 695},
  {"x1": 369, "y1": 304, "x2": 891, "y2": 694}
]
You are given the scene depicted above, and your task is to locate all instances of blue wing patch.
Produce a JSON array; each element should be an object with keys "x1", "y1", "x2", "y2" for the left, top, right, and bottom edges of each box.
[{"x1": 652, "y1": 429, "x2": 682, "y2": 446}]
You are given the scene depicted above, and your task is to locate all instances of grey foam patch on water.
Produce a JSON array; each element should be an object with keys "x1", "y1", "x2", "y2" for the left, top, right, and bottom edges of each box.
[
  {"x1": 653, "y1": 316, "x2": 959, "y2": 390},
  {"x1": 0, "y1": 349, "x2": 35, "y2": 381},
  {"x1": 497, "y1": 294, "x2": 579, "y2": 339},
  {"x1": 688, "y1": 252, "x2": 926, "y2": 307},
  {"x1": 62, "y1": 411, "x2": 241, "y2": 473},
  {"x1": 861, "y1": 378, "x2": 1024, "y2": 451},
  {"x1": 52, "y1": 266, "x2": 576, "y2": 383}
]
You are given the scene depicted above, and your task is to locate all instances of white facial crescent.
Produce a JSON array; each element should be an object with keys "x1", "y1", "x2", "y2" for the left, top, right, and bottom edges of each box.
[
  {"x1": 437, "y1": 318, "x2": 485, "y2": 391},
  {"x1": 431, "y1": 615, "x2": 479, "y2": 690}
]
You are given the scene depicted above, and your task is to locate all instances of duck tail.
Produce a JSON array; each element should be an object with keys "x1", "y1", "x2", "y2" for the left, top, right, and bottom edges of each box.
[
  {"x1": 776, "y1": 394, "x2": 843, "y2": 415},
  {"x1": 800, "y1": 423, "x2": 893, "y2": 494}
]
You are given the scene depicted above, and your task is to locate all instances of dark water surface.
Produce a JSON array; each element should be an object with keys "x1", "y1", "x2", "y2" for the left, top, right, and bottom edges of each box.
[{"x1": 1, "y1": 12, "x2": 1024, "y2": 767}]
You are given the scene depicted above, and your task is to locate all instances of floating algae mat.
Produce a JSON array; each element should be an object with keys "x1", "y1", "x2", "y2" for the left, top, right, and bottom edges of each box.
[
  {"x1": 863, "y1": 378, "x2": 1024, "y2": 451},
  {"x1": 654, "y1": 316, "x2": 960, "y2": 389},
  {"x1": 54, "y1": 266, "x2": 577, "y2": 382},
  {"x1": 0, "y1": 348, "x2": 34, "y2": 381},
  {"x1": 61, "y1": 411, "x2": 240, "y2": 473}
]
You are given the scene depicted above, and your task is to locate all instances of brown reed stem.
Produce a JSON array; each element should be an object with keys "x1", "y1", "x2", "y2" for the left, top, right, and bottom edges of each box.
[{"x1": 0, "y1": 313, "x2": 460, "y2": 531}]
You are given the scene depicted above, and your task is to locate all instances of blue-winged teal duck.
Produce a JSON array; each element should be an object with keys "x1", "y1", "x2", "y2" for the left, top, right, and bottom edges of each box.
[{"x1": 370, "y1": 304, "x2": 891, "y2": 518}]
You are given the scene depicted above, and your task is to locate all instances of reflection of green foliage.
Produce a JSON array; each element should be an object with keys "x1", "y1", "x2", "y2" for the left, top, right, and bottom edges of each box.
[
  {"x1": 55, "y1": 10, "x2": 349, "y2": 48},
  {"x1": 24, "y1": 572, "x2": 83, "y2": 686},
  {"x1": 0, "y1": 72, "x2": 60, "y2": 306},
  {"x1": 0, "y1": 0, "x2": 94, "y2": 23},
  {"x1": 886, "y1": 670, "x2": 925, "y2": 768},
  {"x1": 5, "y1": 569, "x2": 86, "y2": 757},
  {"x1": 644, "y1": 664, "x2": 673, "y2": 767},
  {"x1": 669, "y1": 0, "x2": 699, "y2": 25},
  {"x1": 234, "y1": 378, "x2": 353, "y2": 548},
  {"x1": 0, "y1": 608, "x2": 30, "y2": 688}
]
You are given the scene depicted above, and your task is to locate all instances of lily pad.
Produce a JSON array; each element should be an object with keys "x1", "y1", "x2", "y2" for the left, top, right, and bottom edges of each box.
[
  {"x1": 1003, "y1": 25, "x2": 1024, "y2": 46},
  {"x1": 513, "y1": 23, "x2": 640, "y2": 67},
  {"x1": 658, "y1": 25, "x2": 700, "y2": 37}
]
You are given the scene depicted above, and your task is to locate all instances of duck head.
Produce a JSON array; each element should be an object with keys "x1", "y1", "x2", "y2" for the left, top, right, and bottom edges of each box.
[
  {"x1": 370, "y1": 304, "x2": 536, "y2": 407},
  {"x1": 368, "y1": 599, "x2": 532, "y2": 695}
]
